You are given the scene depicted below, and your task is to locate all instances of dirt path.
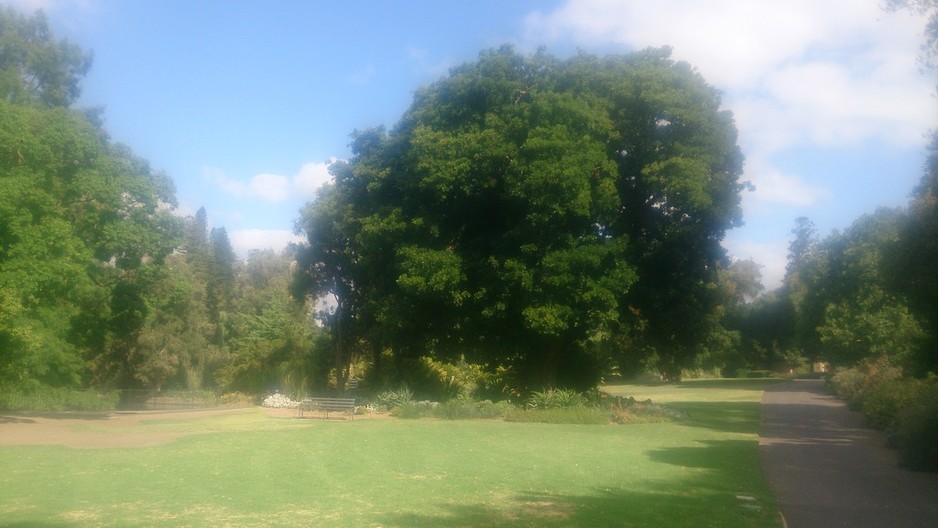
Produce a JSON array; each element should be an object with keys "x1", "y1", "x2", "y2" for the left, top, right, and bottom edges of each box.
[
  {"x1": 0, "y1": 406, "x2": 259, "y2": 449},
  {"x1": 760, "y1": 379, "x2": 938, "y2": 527}
]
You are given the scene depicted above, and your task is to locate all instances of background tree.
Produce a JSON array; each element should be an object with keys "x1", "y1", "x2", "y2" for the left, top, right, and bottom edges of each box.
[
  {"x1": 0, "y1": 8, "x2": 92, "y2": 107},
  {"x1": 0, "y1": 11, "x2": 182, "y2": 394}
]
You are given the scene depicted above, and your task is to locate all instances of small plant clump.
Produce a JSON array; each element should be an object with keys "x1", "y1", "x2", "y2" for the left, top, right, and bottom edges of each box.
[
  {"x1": 374, "y1": 385, "x2": 415, "y2": 412},
  {"x1": 605, "y1": 396, "x2": 687, "y2": 424}
]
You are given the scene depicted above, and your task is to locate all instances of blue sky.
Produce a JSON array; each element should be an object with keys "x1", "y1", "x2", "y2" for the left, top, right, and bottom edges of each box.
[{"x1": 6, "y1": 0, "x2": 935, "y2": 290}]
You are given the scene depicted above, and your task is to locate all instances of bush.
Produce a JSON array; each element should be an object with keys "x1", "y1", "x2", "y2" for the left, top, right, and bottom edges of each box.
[
  {"x1": 859, "y1": 379, "x2": 926, "y2": 431},
  {"x1": 219, "y1": 392, "x2": 256, "y2": 404},
  {"x1": 375, "y1": 385, "x2": 415, "y2": 411},
  {"x1": 893, "y1": 380, "x2": 938, "y2": 472},
  {"x1": 504, "y1": 407, "x2": 610, "y2": 425},
  {"x1": 0, "y1": 386, "x2": 119, "y2": 412},
  {"x1": 828, "y1": 356, "x2": 902, "y2": 409},
  {"x1": 526, "y1": 388, "x2": 587, "y2": 409},
  {"x1": 391, "y1": 400, "x2": 436, "y2": 418},
  {"x1": 434, "y1": 399, "x2": 511, "y2": 420},
  {"x1": 605, "y1": 396, "x2": 686, "y2": 424}
]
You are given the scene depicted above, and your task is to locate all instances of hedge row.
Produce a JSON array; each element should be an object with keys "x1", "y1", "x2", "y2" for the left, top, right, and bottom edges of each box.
[{"x1": 829, "y1": 358, "x2": 938, "y2": 472}]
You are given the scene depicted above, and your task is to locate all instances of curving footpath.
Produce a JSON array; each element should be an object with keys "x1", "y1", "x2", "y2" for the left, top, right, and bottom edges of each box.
[{"x1": 760, "y1": 379, "x2": 938, "y2": 527}]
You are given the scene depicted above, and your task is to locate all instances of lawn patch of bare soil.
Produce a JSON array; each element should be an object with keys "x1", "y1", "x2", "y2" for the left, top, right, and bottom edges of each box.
[{"x1": 0, "y1": 406, "x2": 255, "y2": 449}]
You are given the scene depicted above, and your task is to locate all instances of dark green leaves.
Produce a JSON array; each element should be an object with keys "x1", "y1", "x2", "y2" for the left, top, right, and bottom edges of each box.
[{"x1": 294, "y1": 46, "x2": 745, "y2": 388}]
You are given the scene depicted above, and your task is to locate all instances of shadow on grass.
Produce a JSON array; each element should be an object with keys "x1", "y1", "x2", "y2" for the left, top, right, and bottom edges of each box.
[
  {"x1": 381, "y1": 439, "x2": 779, "y2": 528},
  {"x1": 604, "y1": 378, "x2": 785, "y2": 391},
  {"x1": 672, "y1": 379, "x2": 786, "y2": 390},
  {"x1": 647, "y1": 439, "x2": 756, "y2": 470},
  {"x1": 384, "y1": 486, "x2": 774, "y2": 528},
  {"x1": 668, "y1": 401, "x2": 763, "y2": 435}
]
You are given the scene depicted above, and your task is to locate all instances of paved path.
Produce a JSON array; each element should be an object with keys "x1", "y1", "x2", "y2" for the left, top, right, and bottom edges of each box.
[{"x1": 760, "y1": 379, "x2": 938, "y2": 527}]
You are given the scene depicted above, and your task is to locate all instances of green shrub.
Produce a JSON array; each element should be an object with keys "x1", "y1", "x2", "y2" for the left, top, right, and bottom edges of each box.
[
  {"x1": 419, "y1": 355, "x2": 491, "y2": 400},
  {"x1": 828, "y1": 357, "x2": 902, "y2": 409},
  {"x1": 605, "y1": 396, "x2": 685, "y2": 424},
  {"x1": 893, "y1": 380, "x2": 938, "y2": 472},
  {"x1": 505, "y1": 407, "x2": 610, "y2": 425},
  {"x1": 860, "y1": 379, "x2": 926, "y2": 431},
  {"x1": 0, "y1": 386, "x2": 118, "y2": 412},
  {"x1": 375, "y1": 385, "x2": 414, "y2": 411},
  {"x1": 219, "y1": 392, "x2": 256, "y2": 404},
  {"x1": 526, "y1": 388, "x2": 587, "y2": 409},
  {"x1": 391, "y1": 400, "x2": 436, "y2": 418},
  {"x1": 434, "y1": 399, "x2": 511, "y2": 420}
]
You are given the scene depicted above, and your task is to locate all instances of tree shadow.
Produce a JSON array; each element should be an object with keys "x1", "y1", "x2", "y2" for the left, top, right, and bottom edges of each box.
[
  {"x1": 666, "y1": 401, "x2": 763, "y2": 435},
  {"x1": 382, "y1": 440, "x2": 779, "y2": 528},
  {"x1": 382, "y1": 483, "x2": 775, "y2": 528},
  {"x1": 673, "y1": 379, "x2": 786, "y2": 391}
]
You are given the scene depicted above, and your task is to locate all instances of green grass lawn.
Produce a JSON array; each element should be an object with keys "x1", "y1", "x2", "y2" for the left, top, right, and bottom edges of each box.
[{"x1": 0, "y1": 380, "x2": 783, "y2": 527}]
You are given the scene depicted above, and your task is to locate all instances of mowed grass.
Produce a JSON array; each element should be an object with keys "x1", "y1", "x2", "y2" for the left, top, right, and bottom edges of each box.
[{"x1": 1, "y1": 380, "x2": 783, "y2": 528}]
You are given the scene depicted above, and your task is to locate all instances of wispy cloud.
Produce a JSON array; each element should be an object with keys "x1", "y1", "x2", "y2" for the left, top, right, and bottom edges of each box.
[
  {"x1": 205, "y1": 161, "x2": 335, "y2": 203},
  {"x1": 406, "y1": 46, "x2": 454, "y2": 77},
  {"x1": 1, "y1": 0, "x2": 96, "y2": 12},
  {"x1": 743, "y1": 159, "x2": 829, "y2": 208},
  {"x1": 344, "y1": 64, "x2": 377, "y2": 85},
  {"x1": 228, "y1": 229, "x2": 304, "y2": 257}
]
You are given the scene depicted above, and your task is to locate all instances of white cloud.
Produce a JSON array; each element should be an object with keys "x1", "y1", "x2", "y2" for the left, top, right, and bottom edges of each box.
[
  {"x1": 206, "y1": 161, "x2": 335, "y2": 203},
  {"x1": 743, "y1": 159, "x2": 828, "y2": 208},
  {"x1": 249, "y1": 173, "x2": 291, "y2": 202},
  {"x1": 524, "y1": 0, "x2": 933, "y2": 202},
  {"x1": 293, "y1": 160, "x2": 334, "y2": 200},
  {"x1": 722, "y1": 237, "x2": 789, "y2": 291},
  {"x1": 228, "y1": 229, "x2": 304, "y2": 257}
]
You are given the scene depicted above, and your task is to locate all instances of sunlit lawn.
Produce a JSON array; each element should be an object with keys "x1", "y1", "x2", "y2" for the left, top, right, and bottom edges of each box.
[{"x1": 0, "y1": 380, "x2": 783, "y2": 527}]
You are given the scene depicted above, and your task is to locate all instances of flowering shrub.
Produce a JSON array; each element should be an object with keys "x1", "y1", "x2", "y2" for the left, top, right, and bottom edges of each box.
[{"x1": 262, "y1": 392, "x2": 299, "y2": 408}]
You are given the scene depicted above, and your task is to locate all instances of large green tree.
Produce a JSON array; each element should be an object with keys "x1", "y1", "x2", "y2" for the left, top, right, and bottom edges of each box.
[
  {"x1": 294, "y1": 46, "x2": 745, "y2": 390},
  {"x1": 0, "y1": 10, "x2": 182, "y2": 391}
]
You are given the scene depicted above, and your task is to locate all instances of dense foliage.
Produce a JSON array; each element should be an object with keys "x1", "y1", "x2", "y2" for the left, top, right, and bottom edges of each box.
[
  {"x1": 0, "y1": 9, "x2": 325, "y2": 400},
  {"x1": 293, "y1": 46, "x2": 746, "y2": 391}
]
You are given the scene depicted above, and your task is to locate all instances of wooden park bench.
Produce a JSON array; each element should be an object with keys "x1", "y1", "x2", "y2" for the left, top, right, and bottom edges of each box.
[{"x1": 298, "y1": 397, "x2": 356, "y2": 420}]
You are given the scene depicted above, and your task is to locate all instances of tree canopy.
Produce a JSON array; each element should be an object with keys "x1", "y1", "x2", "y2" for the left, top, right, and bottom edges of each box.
[
  {"x1": 294, "y1": 46, "x2": 745, "y2": 390},
  {"x1": 0, "y1": 8, "x2": 91, "y2": 107}
]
